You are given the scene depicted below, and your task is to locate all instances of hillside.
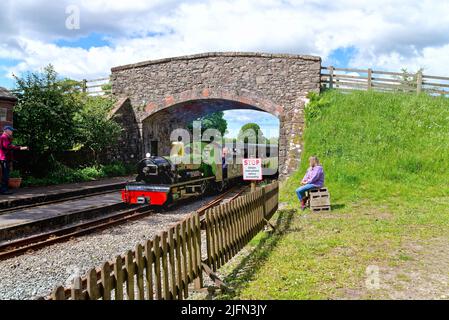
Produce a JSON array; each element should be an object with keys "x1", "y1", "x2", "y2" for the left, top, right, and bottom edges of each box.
[
  {"x1": 283, "y1": 90, "x2": 449, "y2": 205},
  {"x1": 219, "y1": 90, "x2": 449, "y2": 299}
]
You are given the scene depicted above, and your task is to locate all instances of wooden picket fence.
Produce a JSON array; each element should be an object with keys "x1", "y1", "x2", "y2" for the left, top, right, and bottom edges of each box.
[
  {"x1": 50, "y1": 181, "x2": 279, "y2": 300},
  {"x1": 205, "y1": 182, "x2": 278, "y2": 271}
]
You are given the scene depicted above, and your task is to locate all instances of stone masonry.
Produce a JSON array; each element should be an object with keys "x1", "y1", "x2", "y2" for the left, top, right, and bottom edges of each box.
[{"x1": 110, "y1": 52, "x2": 321, "y2": 177}]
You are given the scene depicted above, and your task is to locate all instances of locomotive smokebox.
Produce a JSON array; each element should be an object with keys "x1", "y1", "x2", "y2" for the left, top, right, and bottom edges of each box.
[{"x1": 136, "y1": 156, "x2": 175, "y2": 185}]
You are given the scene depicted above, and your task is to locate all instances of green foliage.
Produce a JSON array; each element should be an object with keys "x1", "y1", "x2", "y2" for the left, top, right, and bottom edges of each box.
[
  {"x1": 13, "y1": 65, "x2": 122, "y2": 175},
  {"x1": 101, "y1": 83, "x2": 112, "y2": 92},
  {"x1": 101, "y1": 162, "x2": 129, "y2": 177},
  {"x1": 21, "y1": 161, "x2": 134, "y2": 187},
  {"x1": 9, "y1": 170, "x2": 21, "y2": 178},
  {"x1": 237, "y1": 122, "x2": 267, "y2": 144},
  {"x1": 74, "y1": 96, "x2": 121, "y2": 161},
  {"x1": 188, "y1": 111, "x2": 228, "y2": 137},
  {"x1": 304, "y1": 92, "x2": 331, "y2": 122},
  {"x1": 13, "y1": 65, "x2": 81, "y2": 171},
  {"x1": 394, "y1": 68, "x2": 423, "y2": 90}
]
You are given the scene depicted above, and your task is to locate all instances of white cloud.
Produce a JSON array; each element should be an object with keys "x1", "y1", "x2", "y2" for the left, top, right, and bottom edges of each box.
[{"x1": 2, "y1": 0, "x2": 449, "y2": 83}]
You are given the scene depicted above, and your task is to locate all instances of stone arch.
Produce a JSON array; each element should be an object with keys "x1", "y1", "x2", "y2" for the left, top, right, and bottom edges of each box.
[
  {"x1": 141, "y1": 87, "x2": 283, "y2": 121},
  {"x1": 110, "y1": 52, "x2": 322, "y2": 177},
  {"x1": 140, "y1": 90, "x2": 283, "y2": 166}
]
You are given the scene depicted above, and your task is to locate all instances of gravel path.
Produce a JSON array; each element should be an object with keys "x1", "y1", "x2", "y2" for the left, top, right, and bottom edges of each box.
[{"x1": 0, "y1": 196, "x2": 215, "y2": 300}]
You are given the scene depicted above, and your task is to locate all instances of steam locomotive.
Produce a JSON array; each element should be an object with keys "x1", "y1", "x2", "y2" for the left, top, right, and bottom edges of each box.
[{"x1": 121, "y1": 142, "x2": 278, "y2": 206}]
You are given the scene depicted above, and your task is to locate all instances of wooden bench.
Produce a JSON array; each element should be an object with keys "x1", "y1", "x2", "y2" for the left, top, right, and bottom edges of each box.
[{"x1": 306, "y1": 187, "x2": 331, "y2": 212}]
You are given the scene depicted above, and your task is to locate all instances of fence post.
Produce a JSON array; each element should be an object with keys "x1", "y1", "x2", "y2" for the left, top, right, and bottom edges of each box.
[
  {"x1": 82, "y1": 79, "x2": 87, "y2": 93},
  {"x1": 52, "y1": 286, "x2": 66, "y2": 300},
  {"x1": 194, "y1": 214, "x2": 204, "y2": 291},
  {"x1": 416, "y1": 71, "x2": 423, "y2": 94},
  {"x1": 367, "y1": 68, "x2": 372, "y2": 90},
  {"x1": 329, "y1": 66, "x2": 334, "y2": 89},
  {"x1": 262, "y1": 187, "x2": 267, "y2": 219}
]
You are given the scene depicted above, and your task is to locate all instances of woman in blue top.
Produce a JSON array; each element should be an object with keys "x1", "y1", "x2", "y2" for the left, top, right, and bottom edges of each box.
[{"x1": 295, "y1": 156, "x2": 325, "y2": 210}]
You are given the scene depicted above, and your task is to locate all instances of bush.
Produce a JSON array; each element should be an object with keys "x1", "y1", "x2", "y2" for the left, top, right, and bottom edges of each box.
[
  {"x1": 13, "y1": 65, "x2": 122, "y2": 176},
  {"x1": 21, "y1": 161, "x2": 135, "y2": 187},
  {"x1": 13, "y1": 65, "x2": 81, "y2": 175},
  {"x1": 9, "y1": 170, "x2": 21, "y2": 178},
  {"x1": 101, "y1": 163, "x2": 126, "y2": 177},
  {"x1": 304, "y1": 92, "x2": 332, "y2": 122}
]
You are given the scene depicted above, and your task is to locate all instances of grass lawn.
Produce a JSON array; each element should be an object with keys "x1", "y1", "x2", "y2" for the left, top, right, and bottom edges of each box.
[{"x1": 216, "y1": 90, "x2": 449, "y2": 300}]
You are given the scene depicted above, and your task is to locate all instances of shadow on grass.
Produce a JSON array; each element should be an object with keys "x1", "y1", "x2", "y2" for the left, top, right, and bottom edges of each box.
[
  {"x1": 217, "y1": 209, "x2": 296, "y2": 299},
  {"x1": 331, "y1": 204, "x2": 346, "y2": 210}
]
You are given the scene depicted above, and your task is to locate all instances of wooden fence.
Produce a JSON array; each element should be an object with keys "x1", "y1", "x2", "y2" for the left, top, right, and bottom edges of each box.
[
  {"x1": 205, "y1": 182, "x2": 278, "y2": 271},
  {"x1": 50, "y1": 181, "x2": 279, "y2": 300},
  {"x1": 10, "y1": 77, "x2": 111, "y2": 97},
  {"x1": 83, "y1": 77, "x2": 111, "y2": 96},
  {"x1": 321, "y1": 66, "x2": 449, "y2": 96}
]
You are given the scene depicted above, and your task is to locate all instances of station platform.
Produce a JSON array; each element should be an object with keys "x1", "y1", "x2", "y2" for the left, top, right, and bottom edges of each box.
[
  {"x1": 0, "y1": 176, "x2": 135, "y2": 242},
  {"x1": 0, "y1": 176, "x2": 134, "y2": 210}
]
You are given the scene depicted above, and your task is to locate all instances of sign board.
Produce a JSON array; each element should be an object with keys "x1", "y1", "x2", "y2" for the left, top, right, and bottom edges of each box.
[{"x1": 243, "y1": 158, "x2": 263, "y2": 181}]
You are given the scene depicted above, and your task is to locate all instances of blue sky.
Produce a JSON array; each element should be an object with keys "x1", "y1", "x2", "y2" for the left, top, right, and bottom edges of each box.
[
  {"x1": 223, "y1": 110, "x2": 279, "y2": 139},
  {"x1": 2, "y1": 0, "x2": 449, "y2": 136}
]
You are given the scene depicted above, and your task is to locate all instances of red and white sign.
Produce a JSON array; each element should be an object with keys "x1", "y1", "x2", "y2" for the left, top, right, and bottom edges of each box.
[{"x1": 243, "y1": 158, "x2": 263, "y2": 181}]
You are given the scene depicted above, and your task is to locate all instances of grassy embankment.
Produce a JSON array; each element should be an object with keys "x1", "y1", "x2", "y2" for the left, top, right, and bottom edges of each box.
[{"x1": 218, "y1": 90, "x2": 449, "y2": 299}]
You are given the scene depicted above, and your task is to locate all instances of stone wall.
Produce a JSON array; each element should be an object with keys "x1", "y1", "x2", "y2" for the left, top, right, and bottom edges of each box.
[
  {"x1": 106, "y1": 97, "x2": 142, "y2": 163},
  {"x1": 110, "y1": 52, "x2": 321, "y2": 177}
]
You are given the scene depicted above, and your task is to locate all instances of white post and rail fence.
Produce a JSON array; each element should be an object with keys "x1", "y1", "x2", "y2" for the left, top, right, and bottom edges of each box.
[
  {"x1": 321, "y1": 66, "x2": 449, "y2": 96},
  {"x1": 10, "y1": 67, "x2": 449, "y2": 97},
  {"x1": 87, "y1": 67, "x2": 449, "y2": 97}
]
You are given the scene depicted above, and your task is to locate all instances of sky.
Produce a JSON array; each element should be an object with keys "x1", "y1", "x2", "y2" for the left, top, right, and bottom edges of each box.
[
  {"x1": 223, "y1": 109, "x2": 279, "y2": 139},
  {"x1": 1, "y1": 0, "x2": 449, "y2": 137}
]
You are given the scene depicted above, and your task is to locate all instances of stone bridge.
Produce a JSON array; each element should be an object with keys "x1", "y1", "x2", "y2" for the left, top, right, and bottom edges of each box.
[{"x1": 110, "y1": 52, "x2": 321, "y2": 177}]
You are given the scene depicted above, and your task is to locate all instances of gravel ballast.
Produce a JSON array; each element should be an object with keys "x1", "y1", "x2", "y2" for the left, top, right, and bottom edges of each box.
[{"x1": 0, "y1": 196, "x2": 215, "y2": 300}]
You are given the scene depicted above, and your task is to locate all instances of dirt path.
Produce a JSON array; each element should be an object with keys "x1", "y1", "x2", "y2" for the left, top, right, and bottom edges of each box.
[
  {"x1": 334, "y1": 237, "x2": 449, "y2": 300},
  {"x1": 371, "y1": 238, "x2": 449, "y2": 299}
]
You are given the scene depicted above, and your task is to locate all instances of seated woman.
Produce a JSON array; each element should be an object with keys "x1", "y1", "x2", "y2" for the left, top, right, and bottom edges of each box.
[{"x1": 295, "y1": 156, "x2": 325, "y2": 210}]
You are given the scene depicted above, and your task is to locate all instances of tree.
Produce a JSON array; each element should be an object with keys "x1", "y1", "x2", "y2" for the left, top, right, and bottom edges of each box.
[
  {"x1": 237, "y1": 123, "x2": 266, "y2": 144},
  {"x1": 395, "y1": 68, "x2": 424, "y2": 92},
  {"x1": 13, "y1": 65, "x2": 81, "y2": 174},
  {"x1": 188, "y1": 111, "x2": 228, "y2": 137},
  {"x1": 13, "y1": 65, "x2": 122, "y2": 175},
  {"x1": 74, "y1": 96, "x2": 121, "y2": 163}
]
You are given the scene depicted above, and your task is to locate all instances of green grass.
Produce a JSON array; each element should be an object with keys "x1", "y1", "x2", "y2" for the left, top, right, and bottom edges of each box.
[
  {"x1": 217, "y1": 90, "x2": 449, "y2": 300},
  {"x1": 283, "y1": 90, "x2": 449, "y2": 205}
]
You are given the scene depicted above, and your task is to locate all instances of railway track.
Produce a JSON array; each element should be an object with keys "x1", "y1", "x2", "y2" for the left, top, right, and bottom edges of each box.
[
  {"x1": 0, "y1": 184, "x2": 249, "y2": 261},
  {"x1": 196, "y1": 184, "x2": 248, "y2": 216}
]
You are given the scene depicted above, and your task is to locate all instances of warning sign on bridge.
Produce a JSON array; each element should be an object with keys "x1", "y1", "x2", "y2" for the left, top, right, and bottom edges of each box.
[{"x1": 243, "y1": 158, "x2": 263, "y2": 181}]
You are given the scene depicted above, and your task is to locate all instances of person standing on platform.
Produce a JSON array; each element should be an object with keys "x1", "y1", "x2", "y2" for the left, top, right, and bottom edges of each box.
[{"x1": 0, "y1": 126, "x2": 28, "y2": 195}]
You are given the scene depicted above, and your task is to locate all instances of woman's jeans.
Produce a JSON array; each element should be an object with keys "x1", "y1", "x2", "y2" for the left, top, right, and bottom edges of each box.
[{"x1": 295, "y1": 184, "x2": 317, "y2": 201}]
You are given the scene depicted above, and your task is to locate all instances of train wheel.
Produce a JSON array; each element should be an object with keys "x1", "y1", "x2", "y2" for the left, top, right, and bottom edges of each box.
[
  {"x1": 200, "y1": 180, "x2": 208, "y2": 196},
  {"x1": 214, "y1": 180, "x2": 225, "y2": 193},
  {"x1": 161, "y1": 193, "x2": 174, "y2": 212}
]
